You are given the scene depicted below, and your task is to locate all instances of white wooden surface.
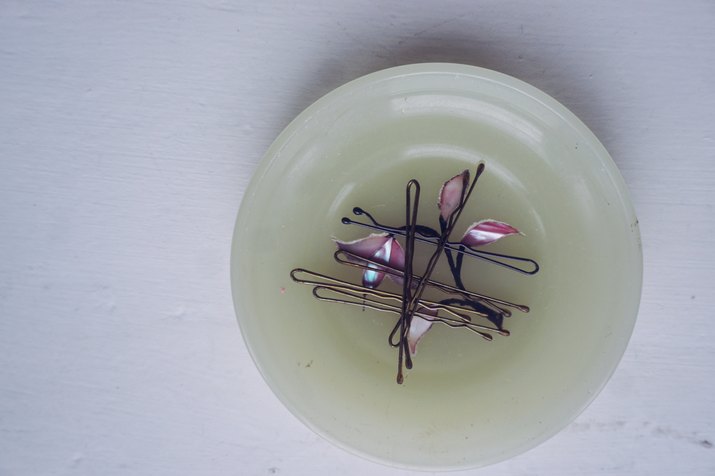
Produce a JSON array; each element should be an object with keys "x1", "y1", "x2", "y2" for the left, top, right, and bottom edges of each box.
[{"x1": 1, "y1": 1, "x2": 714, "y2": 474}]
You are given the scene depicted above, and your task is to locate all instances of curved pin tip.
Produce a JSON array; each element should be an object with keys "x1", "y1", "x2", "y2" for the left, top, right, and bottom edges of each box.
[{"x1": 289, "y1": 268, "x2": 305, "y2": 282}]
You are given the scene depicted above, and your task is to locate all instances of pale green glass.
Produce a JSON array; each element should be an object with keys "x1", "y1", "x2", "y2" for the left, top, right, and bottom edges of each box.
[{"x1": 231, "y1": 64, "x2": 642, "y2": 470}]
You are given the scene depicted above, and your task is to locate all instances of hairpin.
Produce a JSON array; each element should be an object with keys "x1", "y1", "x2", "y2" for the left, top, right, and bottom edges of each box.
[{"x1": 291, "y1": 162, "x2": 539, "y2": 384}]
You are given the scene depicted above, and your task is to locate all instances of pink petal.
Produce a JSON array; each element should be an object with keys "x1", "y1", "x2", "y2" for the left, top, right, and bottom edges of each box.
[
  {"x1": 362, "y1": 239, "x2": 392, "y2": 288},
  {"x1": 334, "y1": 233, "x2": 390, "y2": 260},
  {"x1": 334, "y1": 234, "x2": 403, "y2": 288},
  {"x1": 438, "y1": 170, "x2": 470, "y2": 221},
  {"x1": 388, "y1": 238, "x2": 405, "y2": 270},
  {"x1": 407, "y1": 306, "x2": 438, "y2": 355},
  {"x1": 385, "y1": 238, "x2": 406, "y2": 285},
  {"x1": 460, "y1": 220, "x2": 521, "y2": 248}
]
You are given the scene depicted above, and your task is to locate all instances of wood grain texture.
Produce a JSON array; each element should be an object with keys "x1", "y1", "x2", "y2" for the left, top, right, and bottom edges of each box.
[{"x1": 1, "y1": 1, "x2": 714, "y2": 474}]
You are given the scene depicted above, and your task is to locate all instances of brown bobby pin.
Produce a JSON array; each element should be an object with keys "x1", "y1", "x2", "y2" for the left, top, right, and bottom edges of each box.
[{"x1": 290, "y1": 162, "x2": 539, "y2": 384}]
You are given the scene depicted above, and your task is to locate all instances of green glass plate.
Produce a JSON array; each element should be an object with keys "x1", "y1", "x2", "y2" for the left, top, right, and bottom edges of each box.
[{"x1": 231, "y1": 63, "x2": 642, "y2": 470}]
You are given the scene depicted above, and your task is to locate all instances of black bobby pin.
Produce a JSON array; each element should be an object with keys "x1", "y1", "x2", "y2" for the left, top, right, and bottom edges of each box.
[{"x1": 291, "y1": 162, "x2": 539, "y2": 384}]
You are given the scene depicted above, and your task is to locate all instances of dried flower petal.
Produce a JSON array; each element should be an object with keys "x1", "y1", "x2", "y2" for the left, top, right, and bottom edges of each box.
[
  {"x1": 386, "y1": 237, "x2": 405, "y2": 272},
  {"x1": 334, "y1": 234, "x2": 404, "y2": 288},
  {"x1": 335, "y1": 233, "x2": 389, "y2": 259},
  {"x1": 438, "y1": 170, "x2": 470, "y2": 221},
  {"x1": 362, "y1": 239, "x2": 392, "y2": 288},
  {"x1": 460, "y1": 220, "x2": 521, "y2": 248},
  {"x1": 407, "y1": 306, "x2": 438, "y2": 355}
]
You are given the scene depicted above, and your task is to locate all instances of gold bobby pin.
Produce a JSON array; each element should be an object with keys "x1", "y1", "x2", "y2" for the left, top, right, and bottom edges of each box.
[
  {"x1": 334, "y1": 250, "x2": 530, "y2": 314},
  {"x1": 310, "y1": 285, "x2": 506, "y2": 340},
  {"x1": 290, "y1": 268, "x2": 509, "y2": 340}
]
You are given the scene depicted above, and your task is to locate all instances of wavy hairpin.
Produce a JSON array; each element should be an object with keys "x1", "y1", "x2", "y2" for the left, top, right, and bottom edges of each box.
[{"x1": 290, "y1": 162, "x2": 540, "y2": 384}]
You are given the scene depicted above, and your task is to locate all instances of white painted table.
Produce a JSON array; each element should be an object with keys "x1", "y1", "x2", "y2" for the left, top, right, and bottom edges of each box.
[{"x1": 1, "y1": 1, "x2": 714, "y2": 474}]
